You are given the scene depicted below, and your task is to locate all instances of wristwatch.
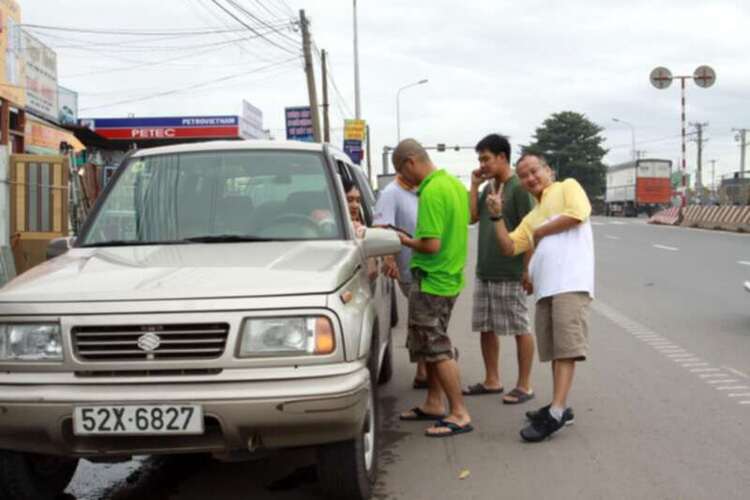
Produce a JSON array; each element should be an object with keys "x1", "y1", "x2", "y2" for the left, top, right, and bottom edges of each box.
[{"x1": 490, "y1": 214, "x2": 504, "y2": 222}]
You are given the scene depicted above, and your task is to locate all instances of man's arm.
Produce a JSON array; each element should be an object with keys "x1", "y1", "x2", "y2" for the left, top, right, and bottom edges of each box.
[
  {"x1": 469, "y1": 169, "x2": 484, "y2": 224},
  {"x1": 399, "y1": 234, "x2": 441, "y2": 254},
  {"x1": 532, "y1": 215, "x2": 582, "y2": 244}
]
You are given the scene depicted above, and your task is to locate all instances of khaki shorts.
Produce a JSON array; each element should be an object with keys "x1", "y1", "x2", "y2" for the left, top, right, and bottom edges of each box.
[
  {"x1": 535, "y1": 292, "x2": 592, "y2": 362},
  {"x1": 407, "y1": 273, "x2": 457, "y2": 363}
]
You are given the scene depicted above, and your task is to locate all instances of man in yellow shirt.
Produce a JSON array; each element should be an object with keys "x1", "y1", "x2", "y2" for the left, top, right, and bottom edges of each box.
[{"x1": 487, "y1": 153, "x2": 594, "y2": 442}]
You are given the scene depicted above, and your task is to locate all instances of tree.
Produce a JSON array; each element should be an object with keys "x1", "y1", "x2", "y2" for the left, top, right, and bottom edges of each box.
[{"x1": 522, "y1": 111, "x2": 608, "y2": 198}]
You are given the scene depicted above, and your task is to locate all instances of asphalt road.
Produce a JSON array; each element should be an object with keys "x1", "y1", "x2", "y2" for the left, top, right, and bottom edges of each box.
[{"x1": 66, "y1": 217, "x2": 750, "y2": 500}]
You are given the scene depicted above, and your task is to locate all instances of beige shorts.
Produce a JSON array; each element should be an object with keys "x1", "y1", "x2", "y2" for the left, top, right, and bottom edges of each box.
[{"x1": 535, "y1": 292, "x2": 592, "y2": 362}]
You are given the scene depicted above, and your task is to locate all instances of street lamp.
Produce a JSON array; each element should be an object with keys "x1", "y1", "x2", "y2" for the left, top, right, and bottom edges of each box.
[
  {"x1": 396, "y1": 79, "x2": 428, "y2": 142},
  {"x1": 612, "y1": 117, "x2": 636, "y2": 161}
]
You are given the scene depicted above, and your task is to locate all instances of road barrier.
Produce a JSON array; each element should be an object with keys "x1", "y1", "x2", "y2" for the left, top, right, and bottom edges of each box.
[
  {"x1": 648, "y1": 207, "x2": 682, "y2": 225},
  {"x1": 680, "y1": 205, "x2": 750, "y2": 232}
]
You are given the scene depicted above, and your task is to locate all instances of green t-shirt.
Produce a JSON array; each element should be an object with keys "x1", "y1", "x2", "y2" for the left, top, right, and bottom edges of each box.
[
  {"x1": 411, "y1": 169, "x2": 470, "y2": 297},
  {"x1": 476, "y1": 175, "x2": 534, "y2": 281}
]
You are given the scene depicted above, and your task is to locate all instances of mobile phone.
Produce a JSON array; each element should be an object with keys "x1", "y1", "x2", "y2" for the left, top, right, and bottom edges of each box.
[{"x1": 386, "y1": 224, "x2": 412, "y2": 238}]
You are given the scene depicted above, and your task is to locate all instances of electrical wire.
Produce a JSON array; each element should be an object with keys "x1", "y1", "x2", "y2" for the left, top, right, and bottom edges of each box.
[
  {"x1": 79, "y1": 56, "x2": 301, "y2": 111},
  {"x1": 226, "y1": 0, "x2": 300, "y2": 47},
  {"x1": 209, "y1": 0, "x2": 299, "y2": 55}
]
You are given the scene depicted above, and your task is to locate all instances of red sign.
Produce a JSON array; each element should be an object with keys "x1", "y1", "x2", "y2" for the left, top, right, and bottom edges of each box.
[{"x1": 95, "y1": 126, "x2": 240, "y2": 140}]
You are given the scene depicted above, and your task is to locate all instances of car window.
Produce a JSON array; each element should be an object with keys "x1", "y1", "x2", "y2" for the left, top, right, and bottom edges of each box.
[{"x1": 80, "y1": 150, "x2": 343, "y2": 245}]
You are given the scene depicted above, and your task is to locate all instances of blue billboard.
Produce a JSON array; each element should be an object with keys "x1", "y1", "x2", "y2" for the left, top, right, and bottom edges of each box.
[{"x1": 285, "y1": 106, "x2": 314, "y2": 142}]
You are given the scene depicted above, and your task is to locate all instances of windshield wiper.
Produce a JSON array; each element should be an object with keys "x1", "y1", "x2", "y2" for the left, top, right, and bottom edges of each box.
[
  {"x1": 79, "y1": 240, "x2": 185, "y2": 248},
  {"x1": 182, "y1": 234, "x2": 278, "y2": 243}
]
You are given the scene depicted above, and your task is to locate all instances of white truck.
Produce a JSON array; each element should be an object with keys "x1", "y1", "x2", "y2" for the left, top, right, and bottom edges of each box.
[{"x1": 605, "y1": 159, "x2": 672, "y2": 217}]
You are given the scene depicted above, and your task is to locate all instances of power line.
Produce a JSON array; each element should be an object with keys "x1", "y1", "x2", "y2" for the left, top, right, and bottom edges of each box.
[
  {"x1": 209, "y1": 0, "x2": 298, "y2": 55},
  {"x1": 20, "y1": 24, "x2": 260, "y2": 36},
  {"x1": 312, "y1": 43, "x2": 354, "y2": 119},
  {"x1": 226, "y1": 0, "x2": 300, "y2": 47},
  {"x1": 79, "y1": 56, "x2": 301, "y2": 111}
]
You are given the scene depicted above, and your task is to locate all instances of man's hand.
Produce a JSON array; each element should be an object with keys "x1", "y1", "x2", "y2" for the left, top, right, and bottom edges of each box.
[
  {"x1": 522, "y1": 271, "x2": 534, "y2": 295},
  {"x1": 471, "y1": 168, "x2": 487, "y2": 189},
  {"x1": 382, "y1": 255, "x2": 401, "y2": 280},
  {"x1": 486, "y1": 186, "x2": 503, "y2": 217}
]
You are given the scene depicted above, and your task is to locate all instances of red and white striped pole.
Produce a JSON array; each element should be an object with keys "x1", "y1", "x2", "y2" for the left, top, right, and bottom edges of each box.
[{"x1": 680, "y1": 76, "x2": 687, "y2": 208}]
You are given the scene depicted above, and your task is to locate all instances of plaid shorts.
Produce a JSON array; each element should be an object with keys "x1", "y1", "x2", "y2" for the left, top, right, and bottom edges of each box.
[
  {"x1": 407, "y1": 272, "x2": 457, "y2": 363},
  {"x1": 471, "y1": 278, "x2": 530, "y2": 335}
]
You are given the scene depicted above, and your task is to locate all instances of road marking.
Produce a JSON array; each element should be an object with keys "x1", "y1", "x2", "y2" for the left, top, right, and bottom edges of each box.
[
  {"x1": 674, "y1": 357, "x2": 702, "y2": 363},
  {"x1": 717, "y1": 386, "x2": 750, "y2": 391},
  {"x1": 610, "y1": 221, "x2": 626, "y2": 225},
  {"x1": 604, "y1": 235, "x2": 621, "y2": 240},
  {"x1": 684, "y1": 363, "x2": 709, "y2": 368},
  {"x1": 591, "y1": 222, "x2": 605, "y2": 226},
  {"x1": 656, "y1": 348, "x2": 683, "y2": 353},
  {"x1": 690, "y1": 368, "x2": 720, "y2": 373},
  {"x1": 653, "y1": 244, "x2": 679, "y2": 251},
  {"x1": 740, "y1": 401, "x2": 750, "y2": 405},
  {"x1": 667, "y1": 353, "x2": 694, "y2": 358},
  {"x1": 724, "y1": 367, "x2": 750, "y2": 379},
  {"x1": 728, "y1": 393, "x2": 750, "y2": 397},
  {"x1": 708, "y1": 379, "x2": 738, "y2": 385},
  {"x1": 700, "y1": 373, "x2": 729, "y2": 378},
  {"x1": 738, "y1": 261, "x2": 750, "y2": 267}
]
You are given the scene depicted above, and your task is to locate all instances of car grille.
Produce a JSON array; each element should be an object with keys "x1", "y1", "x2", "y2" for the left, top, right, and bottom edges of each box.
[{"x1": 71, "y1": 323, "x2": 230, "y2": 362}]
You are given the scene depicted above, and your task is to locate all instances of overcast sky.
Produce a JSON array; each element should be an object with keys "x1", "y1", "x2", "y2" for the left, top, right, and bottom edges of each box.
[{"x1": 23, "y1": 0, "x2": 750, "y2": 185}]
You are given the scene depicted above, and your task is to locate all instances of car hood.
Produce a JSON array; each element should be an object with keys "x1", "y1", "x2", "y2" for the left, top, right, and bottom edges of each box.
[{"x1": 0, "y1": 241, "x2": 361, "y2": 303}]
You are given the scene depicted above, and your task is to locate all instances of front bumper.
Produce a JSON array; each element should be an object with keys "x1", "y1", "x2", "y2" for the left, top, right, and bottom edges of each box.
[{"x1": 0, "y1": 367, "x2": 370, "y2": 457}]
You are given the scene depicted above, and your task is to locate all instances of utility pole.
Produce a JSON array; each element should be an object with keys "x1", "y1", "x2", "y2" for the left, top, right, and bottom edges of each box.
[
  {"x1": 733, "y1": 128, "x2": 748, "y2": 176},
  {"x1": 321, "y1": 49, "x2": 330, "y2": 143},
  {"x1": 709, "y1": 159, "x2": 717, "y2": 196},
  {"x1": 366, "y1": 124, "x2": 372, "y2": 183},
  {"x1": 353, "y1": 0, "x2": 361, "y2": 119},
  {"x1": 300, "y1": 10, "x2": 322, "y2": 142},
  {"x1": 690, "y1": 122, "x2": 709, "y2": 202}
]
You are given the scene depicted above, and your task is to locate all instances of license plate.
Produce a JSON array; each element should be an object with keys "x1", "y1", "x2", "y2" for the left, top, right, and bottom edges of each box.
[{"x1": 73, "y1": 404, "x2": 204, "y2": 436}]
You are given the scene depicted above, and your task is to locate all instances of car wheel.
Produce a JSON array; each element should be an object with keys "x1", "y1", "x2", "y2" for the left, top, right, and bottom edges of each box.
[
  {"x1": 317, "y1": 362, "x2": 379, "y2": 499},
  {"x1": 0, "y1": 451, "x2": 79, "y2": 500}
]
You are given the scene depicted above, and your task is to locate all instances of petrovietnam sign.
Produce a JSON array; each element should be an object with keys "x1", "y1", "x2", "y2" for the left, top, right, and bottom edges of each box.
[{"x1": 84, "y1": 116, "x2": 240, "y2": 140}]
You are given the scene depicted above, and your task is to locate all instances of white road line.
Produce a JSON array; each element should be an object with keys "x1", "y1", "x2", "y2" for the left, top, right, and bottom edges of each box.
[
  {"x1": 674, "y1": 358, "x2": 702, "y2": 363},
  {"x1": 667, "y1": 353, "x2": 694, "y2": 358},
  {"x1": 700, "y1": 373, "x2": 729, "y2": 379},
  {"x1": 740, "y1": 401, "x2": 750, "y2": 405},
  {"x1": 708, "y1": 379, "x2": 738, "y2": 385},
  {"x1": 717, "y1": 386, "x2": 750, "y2": 391},
  {"x1": 728, "y1": 393, "x2": 750, "y2": 398},
  {"x1": 683, "y1": 363, "x2": 709, "y2": 368},
  {"x1": 653, "y1": 244, "x2": 679, "y2": 251},
  {"x1": 724, "y1": 367, "x2": 750, "y2": 379},
  {"x1": 604, "y1": 235, "x2": 621, "y2": 240},
  {"x1": 738, "y1": 261, "x2": 750, "y2": 267},
  {"x1": 591, "y1": 222, "x2": 605, "y2": 226},
  {"x1": 656, "y1": 348, "x2": 683, "y2": 353},
  {"x1": 690, "y1": 368, "x2": 720, "y2": 373},
  {"x1": 610, "y1": 221, "x2": 626, "y2": 225}
]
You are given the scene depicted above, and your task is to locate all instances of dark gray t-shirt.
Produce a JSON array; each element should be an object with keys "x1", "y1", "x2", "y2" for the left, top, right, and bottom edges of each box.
[{"x1": 476, "y1": 175, "x2": 534, "y2": 281}]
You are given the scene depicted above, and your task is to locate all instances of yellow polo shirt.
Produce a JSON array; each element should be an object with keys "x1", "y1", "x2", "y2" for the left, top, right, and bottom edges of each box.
[{"x1": 509, "y1": 178, "x2": 591, "y2": 256}]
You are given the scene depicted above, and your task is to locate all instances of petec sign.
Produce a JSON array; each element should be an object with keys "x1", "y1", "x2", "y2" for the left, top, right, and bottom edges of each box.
[{"x1": 82, "y1": 116, "x2": 241, "y2": 140}]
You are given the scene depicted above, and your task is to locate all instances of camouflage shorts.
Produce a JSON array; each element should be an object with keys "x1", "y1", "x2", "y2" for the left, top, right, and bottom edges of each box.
[{"x1": 407, "y1": 271, "x2": 458, "y2": 363}]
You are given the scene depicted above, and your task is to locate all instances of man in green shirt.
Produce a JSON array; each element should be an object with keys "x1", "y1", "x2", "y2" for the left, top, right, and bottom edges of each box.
[
  {"x1": 463, "y1": 134, "x2": 536, "y2": 405},
  {"x1": 394, "y1": 139, "x2": 473, "y2": 438}
]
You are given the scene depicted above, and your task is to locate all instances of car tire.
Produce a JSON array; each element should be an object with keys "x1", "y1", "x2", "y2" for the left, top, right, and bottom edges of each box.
[
  {"x1": 317, "y1": 373, "x2": 378, "y2": 500},
  {"x1": 0, "y1": 451, "x2": 79, "y2": 500}
]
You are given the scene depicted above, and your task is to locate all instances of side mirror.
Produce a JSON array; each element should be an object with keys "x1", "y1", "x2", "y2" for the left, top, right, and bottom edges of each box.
[
  {"x1": 46, "y1": 237, "x2": 76, "y2": 260},
  {"x1": 361, "y1": 228, "x2": 401, "y2": 258}
]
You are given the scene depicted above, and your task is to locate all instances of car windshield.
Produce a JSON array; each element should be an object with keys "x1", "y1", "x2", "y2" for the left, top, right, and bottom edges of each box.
[{"x1": 79, "y1": 149, "x2": 343, "y2": 246}]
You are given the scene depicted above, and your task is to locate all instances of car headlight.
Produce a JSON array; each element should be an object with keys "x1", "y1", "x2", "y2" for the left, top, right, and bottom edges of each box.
[
  {"x1": 238, "y1": 317, "x2": 335, "y2": 357},
  {"x1": 0, "y1": 324, "x2": 63, "y2": 361}
]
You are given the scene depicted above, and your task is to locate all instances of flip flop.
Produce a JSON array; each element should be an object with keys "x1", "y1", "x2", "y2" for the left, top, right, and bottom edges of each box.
[
  {"x1": 462, "y1": 382, "x2": 504, "y2": 396},
  {"x1": 425, "y1": 419, "x2": 474, "y2": 438},
  {"x1": 502, "y1": 387, "x2": 535, "y2": 405},
  {"x1": 399, "y1": 407, "x2": 446, "y2": 421}
]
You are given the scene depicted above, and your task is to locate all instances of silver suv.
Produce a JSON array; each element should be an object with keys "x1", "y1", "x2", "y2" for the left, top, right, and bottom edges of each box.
[{"x1": 0, "y1": 141, "x2": 400, "y2": 500}]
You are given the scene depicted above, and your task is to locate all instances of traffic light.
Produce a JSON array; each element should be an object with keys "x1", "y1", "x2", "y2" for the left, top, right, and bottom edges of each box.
[{"x1": 437, "y1": 143, "x2": 446, "y2": 152}]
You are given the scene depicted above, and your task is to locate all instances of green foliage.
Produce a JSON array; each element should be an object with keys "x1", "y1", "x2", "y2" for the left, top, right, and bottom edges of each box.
[{"x1": 522, "y1": 111, "x2": 608, "y2": 198}]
